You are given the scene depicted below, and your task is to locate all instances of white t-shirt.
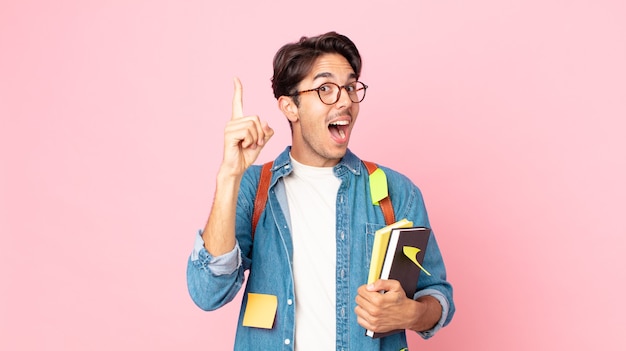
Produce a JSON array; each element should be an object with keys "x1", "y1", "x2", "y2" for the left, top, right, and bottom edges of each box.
[{"x1": 284, "y1": 155, "x2": 341, "y2": 351}]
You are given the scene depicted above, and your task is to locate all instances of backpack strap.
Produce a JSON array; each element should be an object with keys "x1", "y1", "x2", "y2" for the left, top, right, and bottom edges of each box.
[
  {"x1": 251, "y1": 160, "x2": 396, "y2": 239},
  {"x1": 252, "y1": 162, "x2": 273, "y2": 237},
  {"x1": 362, "y1": 160, "x2": 396, "y2": 226}
]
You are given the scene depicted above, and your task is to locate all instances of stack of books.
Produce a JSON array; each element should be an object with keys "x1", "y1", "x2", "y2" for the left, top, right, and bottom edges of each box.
[{"x1": 365, "y1": 218, "x2": 432, "y2": 338}]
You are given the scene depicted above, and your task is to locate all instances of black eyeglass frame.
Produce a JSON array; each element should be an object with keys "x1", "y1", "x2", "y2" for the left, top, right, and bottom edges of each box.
[{"x1": 290, "y1": 81, "x2": 368, "y2": 105}]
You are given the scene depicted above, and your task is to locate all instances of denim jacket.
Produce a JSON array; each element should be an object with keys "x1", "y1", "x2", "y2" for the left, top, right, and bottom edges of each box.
[{"x1": 187, "y1": 147, "x2": 455, "y2": 350}]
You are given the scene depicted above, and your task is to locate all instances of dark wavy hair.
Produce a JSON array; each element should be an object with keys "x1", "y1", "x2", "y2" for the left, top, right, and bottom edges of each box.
[{"x1": 271, "y1": 32, "x2": 362, "y2": 105}]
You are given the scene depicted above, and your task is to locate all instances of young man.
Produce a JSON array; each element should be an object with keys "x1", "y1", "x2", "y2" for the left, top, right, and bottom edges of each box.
[{"x1": 187, "y1": 32, "x2": 455, "y2": 350}]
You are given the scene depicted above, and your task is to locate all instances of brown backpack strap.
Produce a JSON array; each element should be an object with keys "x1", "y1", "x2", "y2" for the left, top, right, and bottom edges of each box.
[
  {"x1": 252, "y1": 162, "x2": 273, "y2": 238},
  {"x1": 362, "y1": 160, "x2": 396, "y2": 226},
  {"x1": 251, "y1": 160, "x2": 395, "y2": 240}
]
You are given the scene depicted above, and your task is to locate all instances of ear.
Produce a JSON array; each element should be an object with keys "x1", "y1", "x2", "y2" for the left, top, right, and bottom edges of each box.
[{"x1": 278, "y1": 96, "x2": 299, "y2": 123}]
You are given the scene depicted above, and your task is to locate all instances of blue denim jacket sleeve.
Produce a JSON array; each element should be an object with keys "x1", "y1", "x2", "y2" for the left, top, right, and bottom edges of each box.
[
  {"x1": 186, "y1": 166, "x2": 260, "y2": 312},
  {"x1": 190, "y1": 230, "x2": 241, "y2": 275},
  {"x1": 186, "y1": 233, "x2": 245, "y2": 311}
]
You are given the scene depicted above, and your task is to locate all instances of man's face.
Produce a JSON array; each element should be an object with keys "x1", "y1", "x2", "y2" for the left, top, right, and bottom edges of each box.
[{"x1": 288, "y1": 53, "x2": 360, "y2": 167}]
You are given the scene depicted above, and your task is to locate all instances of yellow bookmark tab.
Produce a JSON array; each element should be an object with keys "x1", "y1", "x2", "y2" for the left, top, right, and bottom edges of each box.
[
  {"x1": 369, "y1": 168, "x2": 389, "y2": 205},
  {"x1": 403, "y1": 246, "x2": 431, "y2": 276},
  {"x1": 242, "y1": 293, "x2": 278, "y2": 329}
]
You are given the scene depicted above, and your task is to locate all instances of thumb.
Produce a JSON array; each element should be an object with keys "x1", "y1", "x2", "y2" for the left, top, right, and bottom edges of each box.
[
  {"x1": 367, "y1": 279, "x2": 388, "y2": 291},
  {"x1": 367, "y1": 279, "x2": 397, "y2": 292},
  {"x1": 261, "y1": 121, "x2": 275, "y2": 144}
]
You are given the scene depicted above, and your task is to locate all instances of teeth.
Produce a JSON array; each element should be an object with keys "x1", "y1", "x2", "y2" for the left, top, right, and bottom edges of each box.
[{"x1": 330, "y1": 120, "x2": 349, "y2": 126}]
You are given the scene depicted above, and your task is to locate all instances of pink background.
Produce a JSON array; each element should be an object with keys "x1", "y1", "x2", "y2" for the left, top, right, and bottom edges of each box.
[{"x1": 2, "y1": 1, "x2": 625, "y2": 350}]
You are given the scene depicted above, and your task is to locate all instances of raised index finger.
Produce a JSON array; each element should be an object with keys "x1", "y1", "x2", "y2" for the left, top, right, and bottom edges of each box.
[{"x1": 232, "y1": 77, "x2": 244, "y2": 119}]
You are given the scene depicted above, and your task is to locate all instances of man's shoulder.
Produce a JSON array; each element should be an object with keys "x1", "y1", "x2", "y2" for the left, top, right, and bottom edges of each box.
[
  {"x1": 372, "y1": 163, "x2": 423, "y2": 197},
  {"x1": 370, "y1": 162, "x2": 411, "y2": 181}
]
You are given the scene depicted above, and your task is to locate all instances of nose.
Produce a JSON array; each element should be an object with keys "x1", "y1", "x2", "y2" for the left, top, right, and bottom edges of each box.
[{"x1": 335, "y1": 86, "x2": 353, "y2": 108}]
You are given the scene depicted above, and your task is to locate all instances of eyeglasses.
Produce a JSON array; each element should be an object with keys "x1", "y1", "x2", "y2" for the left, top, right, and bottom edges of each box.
[{"x1": 291, "y1": 81, "x2": 368, "y2": 105}]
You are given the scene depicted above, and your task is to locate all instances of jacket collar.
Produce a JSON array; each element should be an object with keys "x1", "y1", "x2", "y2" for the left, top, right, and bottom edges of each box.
[{"x1": 271, "y1": 146, "x2": 363, "y2": 177}]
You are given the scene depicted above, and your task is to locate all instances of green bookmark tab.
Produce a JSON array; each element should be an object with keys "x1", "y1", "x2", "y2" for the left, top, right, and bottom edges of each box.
[{"x1": 369, "y1": 168, "x2": 389, "y2": 205}]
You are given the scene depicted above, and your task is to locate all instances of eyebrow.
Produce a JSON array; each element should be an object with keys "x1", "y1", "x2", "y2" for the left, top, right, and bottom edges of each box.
[{"x1": 313, "y1": 72, "x2": 357, "y2": 81}]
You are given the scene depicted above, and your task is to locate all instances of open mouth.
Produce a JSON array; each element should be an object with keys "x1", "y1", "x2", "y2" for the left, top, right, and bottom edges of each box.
[{"x1": 328, "y1": 120, "x2": 349, "y2": 141}]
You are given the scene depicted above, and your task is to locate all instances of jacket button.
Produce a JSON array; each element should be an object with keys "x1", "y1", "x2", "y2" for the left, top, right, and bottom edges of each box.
[
  {"x1": 284, "y1": 339, "x2": 291, "y2": 345},
  {"x1": 287, "y1": 299, "x2": 293, "y2": 305}
]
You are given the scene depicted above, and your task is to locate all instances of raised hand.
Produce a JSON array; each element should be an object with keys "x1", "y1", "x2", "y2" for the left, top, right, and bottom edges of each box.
[{"x1": 221, "y1": 77, "x2": 274, "y2": 177}]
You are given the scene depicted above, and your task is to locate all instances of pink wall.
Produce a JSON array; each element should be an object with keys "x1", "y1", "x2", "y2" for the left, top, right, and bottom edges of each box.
[{"x1": 2, "y1": 1, "x2": 625, "y2": 350}]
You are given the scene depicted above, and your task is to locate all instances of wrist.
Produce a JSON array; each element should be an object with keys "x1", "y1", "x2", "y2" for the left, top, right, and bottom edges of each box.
[
  {"x1": 217, "y1": 164, "x2": 245, "y2": 181},
  {"x1": 409, "y1": 296, "x2": 442, "y2": 332}
]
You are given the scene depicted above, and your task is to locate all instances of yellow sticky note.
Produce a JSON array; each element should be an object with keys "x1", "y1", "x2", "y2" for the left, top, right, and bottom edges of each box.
[
  {"x1": 242, "y1": 293, "x2": 278, "y2": 329},
  {"x1": 369, "y1": 168, "x2": 388, "y2": 205}
]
